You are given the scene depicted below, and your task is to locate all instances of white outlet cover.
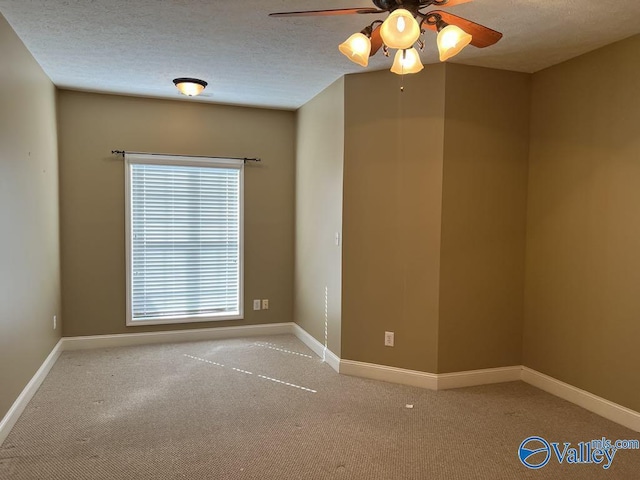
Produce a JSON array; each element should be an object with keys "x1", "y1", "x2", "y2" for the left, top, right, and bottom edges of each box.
[{"x1": 253, "y1": 300, "x2": 261, "y2": 311}]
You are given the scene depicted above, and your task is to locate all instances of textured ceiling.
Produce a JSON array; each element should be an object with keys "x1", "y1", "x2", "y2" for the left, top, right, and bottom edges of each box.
[{"x1": 1, "y1": 1, "x2": 639, "y2": 110}]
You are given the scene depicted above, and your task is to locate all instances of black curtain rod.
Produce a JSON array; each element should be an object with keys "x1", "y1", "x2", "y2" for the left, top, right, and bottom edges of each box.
[{"x1": 111, "y1": 150, "x2": 261, "y2": 163}]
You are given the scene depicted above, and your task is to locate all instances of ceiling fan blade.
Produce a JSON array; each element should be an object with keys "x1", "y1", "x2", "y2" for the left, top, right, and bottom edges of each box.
[
  {"x1": 369, "y1": 24, "x2": 383, "y2": 56},
  {"x1": 425, "y1": 0, "x2": 474, "y2": 7},
  {"x1": 422, "y1": 10, "x2": 502, "y2": 48},
  {"x1": 269, "y1": 8, "x2": 384, "y2": 17}
]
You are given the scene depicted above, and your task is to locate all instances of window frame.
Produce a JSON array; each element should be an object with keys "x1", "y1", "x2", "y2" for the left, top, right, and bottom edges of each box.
[{"x1": 124, "y1": 153, "x2": 244, "y2": 326}]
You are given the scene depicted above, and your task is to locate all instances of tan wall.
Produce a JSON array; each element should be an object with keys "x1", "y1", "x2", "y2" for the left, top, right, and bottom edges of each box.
[
  {"x1": 524, "y1": 35, "x2": 640, "y2": 412},
  {"x1": 0, "y1": 15, "x2": 61, "y2": 419},
  {"x1": 438, "y1": 65, "x2": 530, "y2": 373},
  {"x1": 342, "y1": 67, "x2": 445, "y2": 372},
  {"x1": 295, "y1": 78, "x2": 344, "y2": 355},
  {"x1": 57, "y1": 91, "x2": 295, "y2": 336}
]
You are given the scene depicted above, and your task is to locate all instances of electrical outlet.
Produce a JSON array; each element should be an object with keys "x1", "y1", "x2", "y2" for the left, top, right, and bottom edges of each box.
[
  {"x1": 262, "y1": 299, "x2": 269, "y2": 310},
  {"x1": 253, "y1": 299, "x2": 261, "y2": 311},
  {"x1": 384, "y1": 331, "x2": 394, "y2": 347},
  {"x1": 53, "y1": 315, "x2": 57, "y2": 330}
]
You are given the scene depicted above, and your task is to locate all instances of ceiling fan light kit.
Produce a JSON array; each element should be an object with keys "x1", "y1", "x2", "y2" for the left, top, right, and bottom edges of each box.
[
  {"x1": 270, "y1": 0, "x2": 503, "y2": 77},
  {"x1": 437, "y1": 24, "x2": 473, "y2": 61},
  {"x1": 379, "y1": 8, "x2": 422, "y2": 50},
  {"x1": 339, "y1": 32, "x2": 372, "y2": 67},
  {"x1": 172, "y1": 78, "x2": 208, "y2": 97},
  {"x1": 391, "y1": 48, "x2": 424, "y2": 75}
]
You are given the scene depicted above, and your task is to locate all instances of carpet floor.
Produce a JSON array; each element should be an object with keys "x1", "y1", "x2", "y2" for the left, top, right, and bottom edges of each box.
[{"x1": 1, "y1": 334, "x2": 638, "y2": 479}]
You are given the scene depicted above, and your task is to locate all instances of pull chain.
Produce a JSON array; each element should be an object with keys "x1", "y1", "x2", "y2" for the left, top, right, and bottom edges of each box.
[{"x1": 400, "y1": 49, "x2": 406, "y2": 92}]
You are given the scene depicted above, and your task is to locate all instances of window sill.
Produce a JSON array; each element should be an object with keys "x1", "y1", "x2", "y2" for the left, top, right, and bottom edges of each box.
[{"x1": 126, "y1": 313, "x2": 243, "y2": 327}]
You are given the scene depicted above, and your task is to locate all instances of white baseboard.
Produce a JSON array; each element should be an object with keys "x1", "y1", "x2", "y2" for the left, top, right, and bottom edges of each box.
[
  {"x1": 324, "y1": 349, "x2": 341, "y2": 373},
  {"x1": 337, "y1": 359, "x2": 518, "y2": 391},
  {"x1": 62, "y1": 322, "x2": 294, "y2": 351},
  {"x1": 521, "y1": 367, "x2": 640, "y2": 433},
  {"x1": 340, "y1": 360, "x2": 439, "y2": 390},
  {"x1": 0, "y1": 339, "x2": 63, "y2": 446},
  {"x1": 291, "y1": 323, "x2": 340, "y2": 372},
  {"x1": 438, "y1": 366, "x2": 522, "y2": 390}
]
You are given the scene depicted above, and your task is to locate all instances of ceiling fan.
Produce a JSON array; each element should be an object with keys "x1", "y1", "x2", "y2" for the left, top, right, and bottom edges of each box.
[{"x1": 270, "y1": 0, "x2": 502, "y2": 75}]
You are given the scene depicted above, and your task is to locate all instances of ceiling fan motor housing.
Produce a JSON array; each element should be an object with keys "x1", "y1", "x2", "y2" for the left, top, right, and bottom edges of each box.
[{"x1": 373, "y1": 0, "x2": 425, "y2": 13}]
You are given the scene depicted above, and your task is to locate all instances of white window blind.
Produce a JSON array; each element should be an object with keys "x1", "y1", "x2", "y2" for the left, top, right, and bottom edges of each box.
[{"x1": 125, "y1": 154, "x2": 243, "y2": 325}]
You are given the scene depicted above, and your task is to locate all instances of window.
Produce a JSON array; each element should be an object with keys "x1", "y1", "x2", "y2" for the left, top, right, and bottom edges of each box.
[{"x1": 125, "y1": 154, "x2": 243, "y2": 326}]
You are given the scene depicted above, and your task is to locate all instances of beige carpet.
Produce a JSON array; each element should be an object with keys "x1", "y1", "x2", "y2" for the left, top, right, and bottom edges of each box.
[{"x1": 1, "y1": 334, "x2": 638, "y2": 479}]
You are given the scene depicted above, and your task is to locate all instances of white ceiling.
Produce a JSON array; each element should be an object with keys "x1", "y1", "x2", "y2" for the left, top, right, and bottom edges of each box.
[{"x1": 1, "y1": 0, "x2": 639, "y2": 110}]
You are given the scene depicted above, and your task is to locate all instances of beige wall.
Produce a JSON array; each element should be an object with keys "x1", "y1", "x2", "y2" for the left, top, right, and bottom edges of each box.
[
  {"x1": 524, "y1": 35, "x2": 640, "y2": 412},
  {"x1": 57, "y1": 91, "x2": 295, "y2": 336},
  {"x1": 438, "y1": 65, "x2": 530, "y2": 372},
  {"x1": 295, "y1": 78, "x2": 344, "y2": 355},
  {"x1": 0, "y1": 15, "x2": 61, "y2": 419},
  {"x1": 341, "y1": 67, "x2": 445, "y2": 372}
]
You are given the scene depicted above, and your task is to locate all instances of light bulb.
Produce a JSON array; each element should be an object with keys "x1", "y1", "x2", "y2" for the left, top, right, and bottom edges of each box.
[
  {"x1": 397, "y1": 16, "x2": 406, "y2": 33},
  {"x1": 437, "y1": 24, "x2": 472, "y2": 62},
  {"x1": 338, "y1": 32, "x2": 372, "y2": 67},
  {"x1": 380, "y1": 9, "x2": 421, "y2": 50},
  {"x1": 441, "y1": 29, "x2": 461, "y2": 48},
  {"x1": 179, "y1": 83, "x2": 204, "y2": 96}
]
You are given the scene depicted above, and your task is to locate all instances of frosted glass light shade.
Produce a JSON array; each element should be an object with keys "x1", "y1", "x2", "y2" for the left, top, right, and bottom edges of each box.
[
  {"x1": 437, "y1": 25, "x2": 472, "y2": 62},
  {"x1": 380, "y1": 9, "x2": 421, "y2": 50},
  {"x1": 339, "y1": 32, "x2": 372, "y2": 67},
  {"x1": 390, "y1": 48, "x2": 424, "y2": 75},
  {"x1": 173, "y1": 78, "x2": 208, "y2": 96}
]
